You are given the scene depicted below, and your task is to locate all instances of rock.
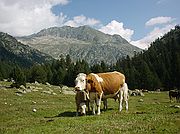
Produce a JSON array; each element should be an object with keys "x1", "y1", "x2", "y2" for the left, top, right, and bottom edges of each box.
[
  {"x1": 16, "y1": 89, "x2": 26, "y2": 94},
  {"x1": 20, "y1": 85, "x2": 26, "y2": 90},
  {"x1": 52, "y1": 92, "x2": 57, "y2": 95},
  {"x1": 130, "y1": 89, "x2": 145, "y2": 96},
  {"x1": 35, "y1": 87, "x2": 42, "y2": 90},
  {"x1": 32, "y1": 108, "x2": 37, "y2": 112},
  {"x1": 16, "y1": 93, "x2": 23, "y2": 96},
  {"x1": 138, "y1": 99, "x2": 144, "y2": 102},
  {"x1": 48, "y1": 88, "x2": 54, "y2": 92},
  {"x1": 25, "y1": 88, "x2": 32, "y2": 93},
  {"x1": 46, "y1": 82, "x2": 51, "y2": 86},
  {"x1": 170, "y1": 105, "x2": 180, "y2": 108},
  {"x1": 142, "y1": 89, "x2": 148, "y2": 92},
  {"x1": 62, "y1": 90, "x2": 75, "y2": 95},
  {"x1": 42, "y1": 90, "x2": 52, "y2": 95},
  {"x1": 139, "y1": 92, "x2": 145, "y2": 96},
  {"x1": 32, "y1": 89, "x2": 39, "y2": 92},
  {"x1": 174, "y1": 105, "x2": 180, "y2": 108},
  {"x1": 35, "y1": 81, "x2": 40, "y2": 85},
  {"x1": 32, "y1": 101, "x2": 37, "y2": 104},
  {"x1": 62, "y1": 86, "x2": 69, "y2": 90},
  {"x1": 29, "y1": 86, "x2": 35, "y2": 90},
  {"x1": 3, "y1": 79, "x2": 8, "y2": 82}
]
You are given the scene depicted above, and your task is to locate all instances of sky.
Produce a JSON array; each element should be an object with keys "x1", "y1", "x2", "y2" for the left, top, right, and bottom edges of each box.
[{"x1": 0, "y1": 0, "x2": 179, "y2": 49}]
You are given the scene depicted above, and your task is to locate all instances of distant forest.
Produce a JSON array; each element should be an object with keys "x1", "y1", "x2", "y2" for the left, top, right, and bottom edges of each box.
[{"x1": 0, "y1": 26, "x2": 180, "y2": 91}]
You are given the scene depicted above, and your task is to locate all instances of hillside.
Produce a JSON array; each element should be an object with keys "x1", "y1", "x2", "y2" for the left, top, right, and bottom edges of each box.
[
  {"x1": 0, "y1": 32, "x2": 53, "y2": 67},
  {"x1": 17, "y1": 26, "x2": 141, "y2": 64},
  {"x1": 115, "y1": 25, "x2": 180, "y2": 90}
]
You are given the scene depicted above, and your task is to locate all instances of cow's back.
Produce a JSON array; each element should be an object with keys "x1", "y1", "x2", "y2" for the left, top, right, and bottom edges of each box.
[{"x1": 98, "y1": 72, "x2": 125, "y2": 95}]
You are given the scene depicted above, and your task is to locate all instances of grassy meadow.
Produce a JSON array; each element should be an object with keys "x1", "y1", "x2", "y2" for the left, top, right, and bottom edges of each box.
[{"x1": 0, "y1": 81, "x2": 180, "y2": 134}]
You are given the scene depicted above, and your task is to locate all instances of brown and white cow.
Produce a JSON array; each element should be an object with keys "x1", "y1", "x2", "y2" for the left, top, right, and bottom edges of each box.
[{"x1": 75, "y1": 71, "x2": 129, "y2": 115}]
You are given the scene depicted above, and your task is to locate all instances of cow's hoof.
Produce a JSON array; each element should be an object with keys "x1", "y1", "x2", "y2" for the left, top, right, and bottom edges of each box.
[{"x1": 80, "y1": 113, "x2": 86, "y2": 116}]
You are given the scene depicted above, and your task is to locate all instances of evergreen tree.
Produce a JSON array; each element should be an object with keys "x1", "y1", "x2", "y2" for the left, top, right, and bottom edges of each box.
[
  {"x1": 44, "y1": 64, "x2": 53, "y2": 83},
  {"x1": 11, "y1": 66, "x2": 26, "y2": 88},
  {"x1": 65, "y1": 54, "x2": 72, "y2": 68},
  {"x1": 30, "y1": 65, "x2": 47, "y2": 83},
  {"x1": 100, "y1": 61, "x2": 109, "y2": 72}
]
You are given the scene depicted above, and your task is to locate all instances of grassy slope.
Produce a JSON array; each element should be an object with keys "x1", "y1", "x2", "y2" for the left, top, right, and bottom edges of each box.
[{"x1": 0, "y1": 81, "x2": 180, "y2": 134}]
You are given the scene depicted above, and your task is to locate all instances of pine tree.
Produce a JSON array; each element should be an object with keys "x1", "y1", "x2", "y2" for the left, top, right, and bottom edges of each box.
[
  {"x1": 11, "y1": 66, "x2": 26, "y2": 88},
  {"x1": 30, "y1": 65, "x2": 47, "y2": 84}
]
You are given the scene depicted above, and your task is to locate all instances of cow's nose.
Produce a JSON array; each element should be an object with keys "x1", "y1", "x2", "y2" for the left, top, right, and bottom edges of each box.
[{"x1": 75, "y1": 86, "x2": 80, "y2": 91}]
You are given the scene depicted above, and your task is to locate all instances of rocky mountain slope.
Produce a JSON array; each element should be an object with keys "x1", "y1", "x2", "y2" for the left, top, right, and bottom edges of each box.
[
  {"x1": 0, "y1": 32, "x2": 53, "y2": 67},
  {"x1": 18, "y1": 26, "x2": 142, "y2": 64}
]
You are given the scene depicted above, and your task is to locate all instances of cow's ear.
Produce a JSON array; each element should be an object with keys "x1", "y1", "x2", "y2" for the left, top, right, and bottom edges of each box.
[{"x1": 87, "y1": 79, "x2": 93, "y2": 83}]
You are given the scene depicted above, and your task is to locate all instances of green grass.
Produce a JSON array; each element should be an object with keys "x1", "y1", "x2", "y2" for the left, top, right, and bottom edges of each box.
[{"x1": 0, "y1": 81, "x2": 180, "y2": 134}]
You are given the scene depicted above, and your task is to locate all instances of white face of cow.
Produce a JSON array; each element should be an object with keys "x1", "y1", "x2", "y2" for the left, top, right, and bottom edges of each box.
[{"x1": 75, "y1": 73, "x2": 87, "y2": 91}]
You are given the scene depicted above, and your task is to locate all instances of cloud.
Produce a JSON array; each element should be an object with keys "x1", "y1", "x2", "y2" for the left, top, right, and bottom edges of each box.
[
  {"x1": 0, "y1": 0, "x2": 101, "y2": 36},
  {"x1": 99, "y1": 20, "x2": 134, "y2": 42},
  {"x1": 64, "y1": 15, "x2": 101, "y2": 27},
  {"x1": 145, "y1": 16, "x2": 175, "y2": 26},
  {"x1": 156, "y1": 0, "x2": 169, "y2": 4},
  {"x1": 0, "y1": 0, "x2": 69, "y2": 36},
  {"x1": 131, "y1": 24, "x2": 176, "y2": 49}
]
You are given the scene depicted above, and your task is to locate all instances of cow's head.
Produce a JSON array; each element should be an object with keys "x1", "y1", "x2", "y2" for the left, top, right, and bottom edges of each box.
[{"x1": 75, "y1": 73, "x2": 87, "y2": 91}]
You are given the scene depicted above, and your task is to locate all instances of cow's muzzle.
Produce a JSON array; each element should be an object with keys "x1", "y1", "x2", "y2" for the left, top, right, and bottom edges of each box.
[{"x1": 75, "y1": 86, "x2": 81, "y2": 91}]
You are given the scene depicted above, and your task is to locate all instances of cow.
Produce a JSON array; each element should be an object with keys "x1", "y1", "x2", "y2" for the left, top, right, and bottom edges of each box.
[
  {"x1": 75, "y1": 71, "x2": 129, "y2": 115},
  {"x1": 75, "y1": 90, "x2": 89, "y2": 116},
  {"x1": 169, "y1": 90, "x2": 180, "y2": 102},
  {"x1": 74, "y1": 73, "x2": 112, "y2": 113}
]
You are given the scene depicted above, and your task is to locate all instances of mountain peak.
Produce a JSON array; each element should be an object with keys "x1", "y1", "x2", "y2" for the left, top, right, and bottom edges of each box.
[{"x1": 17, "y1": 26, "x2": 142, "y2": 64}]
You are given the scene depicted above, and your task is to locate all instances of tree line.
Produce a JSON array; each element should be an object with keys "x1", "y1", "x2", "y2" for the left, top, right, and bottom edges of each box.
[{"x1": 0, "y1": 26, "x2": 179, "y2": 91}]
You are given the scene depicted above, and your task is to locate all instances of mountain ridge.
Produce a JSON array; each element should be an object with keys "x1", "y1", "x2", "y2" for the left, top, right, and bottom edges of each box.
[
  {"x1": 0, "y1": 32, "x2": 53, "y2": 67},
  {"x1": 17, "y1": 25, "x2": 142, "y2": 64}
]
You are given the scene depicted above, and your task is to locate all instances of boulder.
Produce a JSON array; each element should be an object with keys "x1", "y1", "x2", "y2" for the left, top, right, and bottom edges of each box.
[
  {"x1": 129, "y1": 89, "x2": 145, "y2": 96},
  {"x1": 20, "y1": 85, "x2": 26, "y2": 90}
]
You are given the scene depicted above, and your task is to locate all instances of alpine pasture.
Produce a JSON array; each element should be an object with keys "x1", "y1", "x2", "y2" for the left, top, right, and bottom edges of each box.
[{"x1": 0, "y1": 81, "x2": 180, "y2": 134}]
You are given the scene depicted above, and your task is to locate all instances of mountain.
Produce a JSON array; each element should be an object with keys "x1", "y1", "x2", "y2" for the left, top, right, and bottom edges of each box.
[
  {"x1": 17, "y1": 25, "x2": 141, "y2": 64},
  {"x1": 0, "y1": 32, "x2": 53, "y2": 67}
]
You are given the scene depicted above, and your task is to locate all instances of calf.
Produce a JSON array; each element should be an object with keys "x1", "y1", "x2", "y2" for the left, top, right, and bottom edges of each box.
[
  {"x1": 75, "y1": 90, "x2": 89, "y2": 116},
  {"x1": 75, "y1": 73, "x2": 90, "y2": 116},
  {"x1": 169, "y1": 90, "x2": 180, "y2": 102}
]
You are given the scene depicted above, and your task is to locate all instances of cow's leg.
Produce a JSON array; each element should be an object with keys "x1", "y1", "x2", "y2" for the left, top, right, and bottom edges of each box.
[
  {"x1": 80, "y1": 102, "x2": 86, "y2": 115},
  {"x1": 123, "y1": 83, "x2": 129, "y2": 111},
  {"x1": 119, "y1": 90, "x2": 123, "y2": 112},
  {"x1": 103, "y1": 99, "x2": 108, "y2": 110},
  {"x1": 76, "y1": 106, "x2": 79, "y2": 116},
  {"x1": 124, "y1": 93, "x2": 128, "y2": 111},
  {"x1": 89, "y1": 93, "x2": 96, "y2": 115},
  {"x1": 86, "y1": 100, "x2": 90, "y2": 112},
  {"x1": 96, "y1": 92, "x2": 103, "y2": 115},
  {"x1": 90, "y1": 100, "x2": 95, "y2": 115}
]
